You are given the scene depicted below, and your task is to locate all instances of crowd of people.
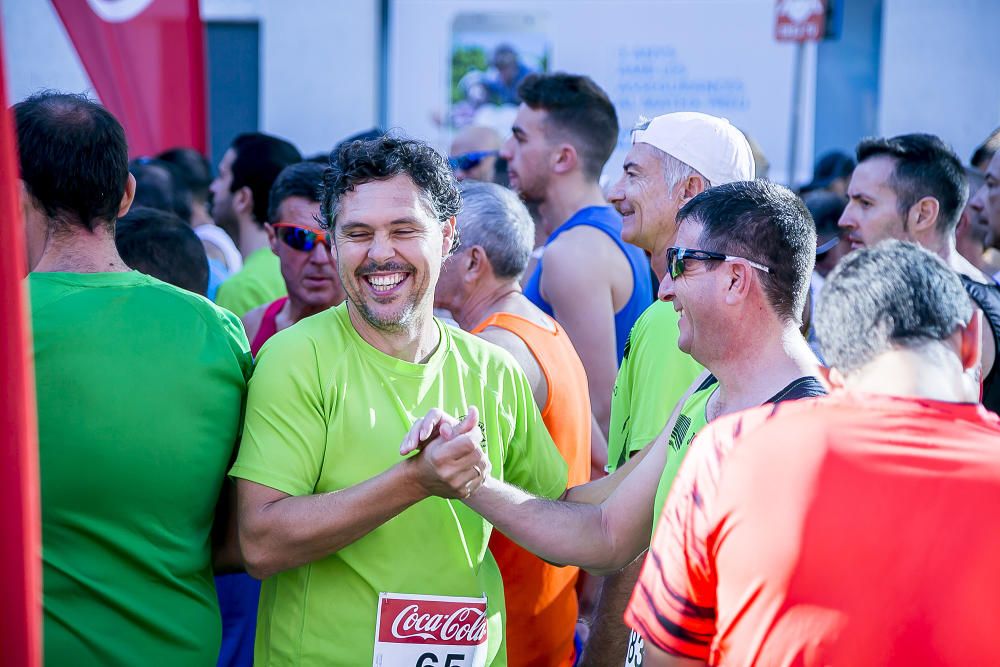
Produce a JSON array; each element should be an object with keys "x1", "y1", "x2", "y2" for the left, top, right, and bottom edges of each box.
[{"x1": 16, "y1": 67, "x2": 1000, "y2": 667}]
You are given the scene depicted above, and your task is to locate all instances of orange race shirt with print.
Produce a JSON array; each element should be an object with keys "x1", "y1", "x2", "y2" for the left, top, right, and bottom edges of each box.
[
  {"x1": 626, "y1": 391, "x2": 1000, "y2": 666},
  {"x1": 472, "y1": 312, "x2": 591, "y2": 667}
]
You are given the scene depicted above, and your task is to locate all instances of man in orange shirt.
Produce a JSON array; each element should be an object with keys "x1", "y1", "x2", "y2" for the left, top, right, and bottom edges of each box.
[
  {"x1": 435, "y1": 181, "x2": 591, "y2": 666},
  {"x1": 627, "y1": 240, "x2": 1000, "y2": 666}
]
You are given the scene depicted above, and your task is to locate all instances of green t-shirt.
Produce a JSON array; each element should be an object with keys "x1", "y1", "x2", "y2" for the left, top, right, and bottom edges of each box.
[
  {"x1": 651, "y1": 379, "x2": 715, "y2": 529},
  {"x1": 215, "y1": 246, "x2": 285, "y2": 316},
  {"x1": 30, "y1": 271, "x2": 252, "y2": 666},
  {"x1": 607, "y1": 300, "x2": 704, "y2": 472},
  {"x1": 229, "y1": 304, "x2": 568, "y2": 667}
]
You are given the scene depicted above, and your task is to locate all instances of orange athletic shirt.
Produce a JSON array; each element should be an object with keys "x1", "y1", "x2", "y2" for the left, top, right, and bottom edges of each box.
[
  {"x1": 626, "y1": 392, "x2": 1000, "y2": 665},
  {"x1": 472, "y1": 312, "x2": 591, "y2": 667}
]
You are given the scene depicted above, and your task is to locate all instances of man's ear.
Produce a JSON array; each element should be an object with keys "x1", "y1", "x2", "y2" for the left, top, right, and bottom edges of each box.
[
  {"x1": 551, "y1": 143, "x2": 578, "y2": 175},
  {"x1": 265, "y1": 223, "x2": 278, "y2": 255},
  {"x1": 678, "y1": 172, "x2": 709, "y2": 206},
  {"x1": 441, "y1": 216, "x2": 457, "y2": 256},
  {"x1": 118, "y1": 173, "x2": 136, "y2": 219},
  {"x1": 722, "y1": 261, "x2": 753, "y2": 306},
  {"x1": 960, "y1": 308, "x2": 983, "y2": 373},
  {"x1": 818, "y1": 365, "x2": 846, "y2": 391},
  {"x1": 233, "y1": 186, "x2": 254, "y2": 217},
  {"x1": 907, "y1": 196, "x2": 940, "y2": 235},
  {"x1": 465, "y1": 245, "x2": 491, "y2": 282}
]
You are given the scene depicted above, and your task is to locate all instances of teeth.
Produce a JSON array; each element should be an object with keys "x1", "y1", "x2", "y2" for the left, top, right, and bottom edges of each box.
[{"x1": 367, "y1": 273, "x2": 406, "y2": 291}]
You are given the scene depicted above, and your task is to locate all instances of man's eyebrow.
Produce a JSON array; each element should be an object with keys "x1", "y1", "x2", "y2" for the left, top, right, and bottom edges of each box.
[
  {"x1": 623, "y1": 161, "x2": 640, "y2": 172},
  {"x1": 337, "y1": 217, "x2": 425, "y2": 230}
]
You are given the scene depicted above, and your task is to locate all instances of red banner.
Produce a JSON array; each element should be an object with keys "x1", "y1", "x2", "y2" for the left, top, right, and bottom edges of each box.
[
  {"x1": 51, "y1": 0, "x2": 207, "y2": 157},
  {"x1": 0, "y1": 16, "x2": 42, "y2": 667}
]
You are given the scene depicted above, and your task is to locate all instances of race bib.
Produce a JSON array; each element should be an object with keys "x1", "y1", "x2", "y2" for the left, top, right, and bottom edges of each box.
[
  {"x1": 373, "y1": 592, "x2": 489, "y2": 667},
  {"x1": 624, "y1": 628, "x2": 645, "y2": 667}
]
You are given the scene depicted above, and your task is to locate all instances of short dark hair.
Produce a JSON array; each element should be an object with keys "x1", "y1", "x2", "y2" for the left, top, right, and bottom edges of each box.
[
  {"x1": 517, "y1": 72, "x2": 618, "y2": 181},
  {"x1": 815, "y1": 240, "x2": 972, "y2": 373},
  {"x1": 129, "y1": 158, "x2": 192, "y2": 222},
  {"x1": 14, "y1": 91, "x2": 129, "y2": 231},
  {"x1": 856, "y1": 133, "x2": 968, "y2": 236},
  {"x1": 115, "y1": 206, "x2": 209, "y2": 296},
  {"x1": 321, "y1": 135, "x2": 461, "y2": 251},
  {"x1": 971, "y1": 127, "x2": 1000, "y2": 171},
  {"x1": 677, "y1": 180, "x2": 816, "y2": 323},
  {"x1": 229, "y1": 132, "x2": 302, "y2": 225},
  {"x1": 268, "y1": 161, "x2": 325, "y2": 222},
  {"x1": 156, "y1": 147, "x2": 212, "y2": 202}
]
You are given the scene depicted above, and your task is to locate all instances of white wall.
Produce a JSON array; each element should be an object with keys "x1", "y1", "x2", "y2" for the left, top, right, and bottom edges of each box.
[
  {"x1": 2, "y1": 0, "x2": 92, "y2": 101},
  {"x1": 258, "y1": 0, "x2": 379, "y2": 155},
  {"x1": 388, "y1": 0, "x2": 817, "y2": 185},
  {"x1": 878, "y1": 0, "x2": 1000, "y2": 162}
]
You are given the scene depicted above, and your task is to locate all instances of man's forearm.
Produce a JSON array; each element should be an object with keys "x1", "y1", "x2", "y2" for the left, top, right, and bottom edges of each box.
[
  {"x1": 578, "y1": 554, "x2": 645, "y2": 667},
  {"x1": 239, "y1": 461, "x2": 426, "y2": 579},
  {"x1": 464, "y1": 477, "x2": 630, "y2": 572}
]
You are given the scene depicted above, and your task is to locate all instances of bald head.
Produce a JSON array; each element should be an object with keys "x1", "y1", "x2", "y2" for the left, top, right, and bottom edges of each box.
[{"x1": 449, "y1": 126, "x2": 501, "y2": 182}]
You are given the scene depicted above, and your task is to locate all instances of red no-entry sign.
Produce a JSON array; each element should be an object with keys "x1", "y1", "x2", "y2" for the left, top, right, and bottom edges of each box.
[{"x1": 775, "y1": 0, "x2": 827, "y2": 42}]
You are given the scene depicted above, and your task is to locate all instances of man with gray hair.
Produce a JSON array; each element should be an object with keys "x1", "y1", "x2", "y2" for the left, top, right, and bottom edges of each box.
[
  {"x1": 434, "y1": 181, "x2": 592, "y2": 666},
  {"x1": 583, "y1": 112, "x2": 755, "y2": 665}
]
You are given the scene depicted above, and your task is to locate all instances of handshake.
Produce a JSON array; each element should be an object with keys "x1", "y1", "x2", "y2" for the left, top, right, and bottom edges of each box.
[{"x1": 398, "y1": 406, "x2": 492, "y2": 500}]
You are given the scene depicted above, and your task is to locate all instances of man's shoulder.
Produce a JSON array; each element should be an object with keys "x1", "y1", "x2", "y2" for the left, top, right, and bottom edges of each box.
[{"x1": 257, "y1": 304, "x2": 345, "y2": 359}]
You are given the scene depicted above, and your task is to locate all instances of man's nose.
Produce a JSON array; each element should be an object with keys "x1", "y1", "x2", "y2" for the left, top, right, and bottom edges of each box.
[
  {"x1": 499, "y1": 136, "x2": 514, "y2": 161},
  {"x1": 658, "y1": 273, "x2": 676, "y2": 302}
]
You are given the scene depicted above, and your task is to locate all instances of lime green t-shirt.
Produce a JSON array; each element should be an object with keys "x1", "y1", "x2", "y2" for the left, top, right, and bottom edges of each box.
[
  {"x1": 229, "y1": 304, "x2": 568, "y2": 667},
  {"x1": 215, "y1": 246, "x2": 285, "y2": 316},
  {"x1": 30, "y1": 271, "x2": 252, "y2": 667},
  {"x1": 607, "y1": 300, "x2": 704, "y2": 472},
  {"x1": 651, "y1": 380, "x2": 715, "y2": 529}
]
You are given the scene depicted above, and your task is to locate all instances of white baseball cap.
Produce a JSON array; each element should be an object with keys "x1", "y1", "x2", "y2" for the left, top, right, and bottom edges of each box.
[{"x1": 631, "y1": 112, "x2": 755, "y2": 186}]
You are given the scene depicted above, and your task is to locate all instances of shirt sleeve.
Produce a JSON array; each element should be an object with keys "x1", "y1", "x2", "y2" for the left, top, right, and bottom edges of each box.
[
  {"x1": 228, "y1": 331, "x2": 330, "y2": 496},
  {"x1": 609, "y1": 307, "x2": 704, "y2": 471},
  {"x1": 624, "y1": 415, "x2": 737, "y2": 659},
  {"x1": 498, "y1": 358, "x2": 568, "y2": 500}
]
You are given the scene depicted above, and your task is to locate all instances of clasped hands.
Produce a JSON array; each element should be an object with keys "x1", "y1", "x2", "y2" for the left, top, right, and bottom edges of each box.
[{"x1": 399, "y1": 405, "x2": 492, "y2": 500}]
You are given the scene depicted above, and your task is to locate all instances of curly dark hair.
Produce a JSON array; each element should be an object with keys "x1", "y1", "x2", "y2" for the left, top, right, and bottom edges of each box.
[{"x1": 320, "y1": 135, "x2": 462, "y2": 252}]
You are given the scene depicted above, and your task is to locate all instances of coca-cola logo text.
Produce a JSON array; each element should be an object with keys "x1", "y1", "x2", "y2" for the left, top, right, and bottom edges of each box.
[{"x1": 379, "y1": 596, "x2": 488, "y2": 646}]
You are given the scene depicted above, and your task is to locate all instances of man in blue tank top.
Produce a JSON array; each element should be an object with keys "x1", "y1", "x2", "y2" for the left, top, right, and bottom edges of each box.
[{"x1": 501, "y1": 72, "x2": 653, "y2": 469}]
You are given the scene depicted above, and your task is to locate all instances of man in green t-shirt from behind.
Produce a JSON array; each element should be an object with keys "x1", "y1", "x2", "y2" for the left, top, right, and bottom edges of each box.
[
  {"x1": 231, "y1": 136, "x2": 568, "y2": 666},
  {"x1": 18, "y1": 92, "x2": 253, "y2": 666},
  {"x1": 578, "y1": 112, "x2": 757, "y2": 665}
]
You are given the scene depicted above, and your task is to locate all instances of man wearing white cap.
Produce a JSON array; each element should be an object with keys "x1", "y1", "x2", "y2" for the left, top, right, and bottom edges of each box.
[{"x1": 572, "y1": 113, "x2": 755, "y2": 665}]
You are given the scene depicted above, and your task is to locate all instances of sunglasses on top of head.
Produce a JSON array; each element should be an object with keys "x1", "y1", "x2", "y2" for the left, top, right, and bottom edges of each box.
[
  {"x1": 272, "y1": 223, "x2": 332, "y2": 252},
  {"x1": 666, "y1": 247, "x2": 771, "y2": 280},
  {"x1": 448, "y1": 150, "x2": 498, "y2": 172}
]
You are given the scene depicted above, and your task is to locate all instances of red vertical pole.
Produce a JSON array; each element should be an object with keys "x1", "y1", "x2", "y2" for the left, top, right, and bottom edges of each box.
[{"x1": 0, "y1": 17, "x2": 43, "y2": 667}]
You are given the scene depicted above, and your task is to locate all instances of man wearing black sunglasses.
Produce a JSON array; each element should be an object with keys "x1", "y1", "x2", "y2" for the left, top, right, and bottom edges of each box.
[{"x1": 407, "y1": 179, "x2": 825, "y2": 666}]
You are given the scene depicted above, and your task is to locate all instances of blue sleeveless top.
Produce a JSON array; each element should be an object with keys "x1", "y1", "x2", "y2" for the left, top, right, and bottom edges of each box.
[{"x1": 524, "y1": 206, "x2": 653, "y2": 364}]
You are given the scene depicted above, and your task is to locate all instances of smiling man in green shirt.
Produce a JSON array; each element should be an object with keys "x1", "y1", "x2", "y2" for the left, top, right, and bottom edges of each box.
[{"x1": 232, "y1": 136, "x2": 567, "y2": 666}]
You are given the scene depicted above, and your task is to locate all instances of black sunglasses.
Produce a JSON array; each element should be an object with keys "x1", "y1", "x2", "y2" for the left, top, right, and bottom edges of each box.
[
  {"x1": 666, "y1": 247, "x2": 771, "y2": 280},
  {"x1": 448, "y1": 150, "x2": 498, "y2": 172},
  {"x1": 273, "y1": 223, "x2": 332, "y2": 252}
]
